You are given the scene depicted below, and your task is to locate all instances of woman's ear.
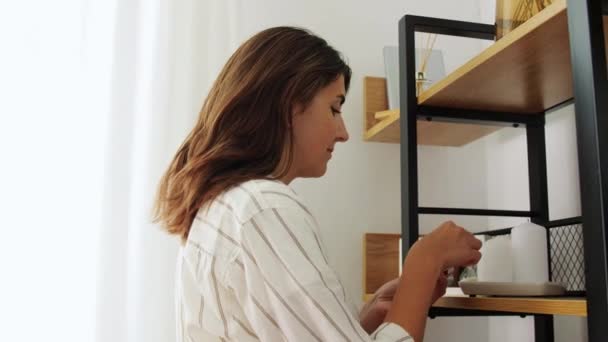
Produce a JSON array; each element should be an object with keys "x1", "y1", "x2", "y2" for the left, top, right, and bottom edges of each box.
[
  {"x1": 291, "y1": 102, "x2": 305, "y2": 117},
  {"x1": 289, "y1": 103, "x2": 304, "y2": 128}
]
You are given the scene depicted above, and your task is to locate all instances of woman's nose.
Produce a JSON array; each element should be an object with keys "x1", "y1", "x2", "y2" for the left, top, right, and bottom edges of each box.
[{"x1": 336, "y1": 116, "x2": 349, "y2": 142}]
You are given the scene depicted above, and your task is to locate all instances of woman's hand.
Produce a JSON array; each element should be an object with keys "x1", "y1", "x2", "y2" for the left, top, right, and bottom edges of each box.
[
  {"x1": 359, "y1": 278, "x2": 399, "y2": 334},
  {"x1": 384, "y1": 221, "x2": 481, "y2": 342},
  {"x1": 416, "y1": 221, "x2": 482, "y2": 270}
]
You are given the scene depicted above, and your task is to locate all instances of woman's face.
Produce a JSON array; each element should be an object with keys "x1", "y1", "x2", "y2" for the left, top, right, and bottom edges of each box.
[{"x1": 287, "y1": 75, "x2": 349, "y2": 182}]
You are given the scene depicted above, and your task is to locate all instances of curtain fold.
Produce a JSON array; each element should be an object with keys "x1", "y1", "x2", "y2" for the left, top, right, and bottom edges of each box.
[{"x1": 95, "y1": 1, "x2": 241, "y2": 341}]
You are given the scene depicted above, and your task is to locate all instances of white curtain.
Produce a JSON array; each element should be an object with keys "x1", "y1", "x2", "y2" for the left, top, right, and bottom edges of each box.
[
  {"x1": 95, "y1": 1, "x2": 241, "y2": 342},
  {"x1": 0, "y1": 1, "x2": 241, "y2": 341},
  {"x1": 0, "y1": 1, "x2": 102, "y2": 341}
]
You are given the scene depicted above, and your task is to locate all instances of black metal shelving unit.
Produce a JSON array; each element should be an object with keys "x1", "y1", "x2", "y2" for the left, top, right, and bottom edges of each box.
[{"x1": 397, "y1": 0, "x2": 608, "y2": 341}]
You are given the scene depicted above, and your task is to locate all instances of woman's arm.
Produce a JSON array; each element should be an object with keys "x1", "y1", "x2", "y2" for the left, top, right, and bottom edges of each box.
[
  {"x1": 385, "y1": 221, "x2": 482, "y2": 342},
  {"x1": 384, "y1": 244, "x2": 441, "y2": 342}
]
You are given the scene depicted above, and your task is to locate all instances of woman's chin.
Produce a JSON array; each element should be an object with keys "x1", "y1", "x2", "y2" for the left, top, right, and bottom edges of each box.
[{"x1": 300, "y1": 165, "x2": 328, "y2": 179}]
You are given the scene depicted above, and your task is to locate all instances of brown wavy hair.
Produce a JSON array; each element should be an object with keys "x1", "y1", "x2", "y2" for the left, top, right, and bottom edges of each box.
[{"x1": 153, "y1": 26, "x2": 351, "y2": 242}]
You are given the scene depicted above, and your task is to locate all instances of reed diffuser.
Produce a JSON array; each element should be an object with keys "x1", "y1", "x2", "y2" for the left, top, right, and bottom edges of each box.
[
  {"x1": 416, "y1": 33, "x2": 437, "y2": 96},
  {"x1": 496, "y1": 0, "x2": 553, "y2": 39}
]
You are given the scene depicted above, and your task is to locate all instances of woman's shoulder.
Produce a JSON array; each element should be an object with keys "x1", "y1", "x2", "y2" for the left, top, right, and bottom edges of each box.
[
  {"x1": 184, "y1": 180, "x2": 289, "y2": 262},
  {"x1": 191, "y1": 179, "x2": 315, "y2": 241},
  {"x1": 219, "y1": 178, "x2": 307, "y2": 221}
]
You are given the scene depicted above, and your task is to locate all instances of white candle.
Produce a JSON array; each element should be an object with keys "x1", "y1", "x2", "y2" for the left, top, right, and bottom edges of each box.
[{"x1": 511, "y1": 221, "x2": 549, "y2": 283}]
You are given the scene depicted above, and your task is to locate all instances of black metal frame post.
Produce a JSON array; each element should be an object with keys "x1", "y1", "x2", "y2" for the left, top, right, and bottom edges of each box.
[
  {"x1": 398, "y1": 16, "x2": 419, "y2": 254},
  {"x1": 567, "y1": 0, "x2": 608, "y2": 340},
  {"x1": 527, "y1": 122, "x2": 553, "y2": 342}
]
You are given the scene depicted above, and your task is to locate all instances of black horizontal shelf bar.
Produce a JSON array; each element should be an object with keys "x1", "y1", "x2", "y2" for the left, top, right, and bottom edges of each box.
[
  {"x1": 471, "y1": 216, "x2": 583, "y2": 238},
  {"x1": 474, "y1": 227, "x2": 512, "y2": 237},
  {"x1": 419, "y1": 207, "x2": 535, "y2": 217},
  {"x1": 429, "y1": 307, "x2": 531, "y2": 318},
  {"x1": 405, "y1": 15, "x2": 495, "y2": 40},
  {"x1": 545, "y1": 216, "x2": 583, "y2": 228},
  {"x1": 417, "y1": 105, "x2": 545, "y2": 126}
]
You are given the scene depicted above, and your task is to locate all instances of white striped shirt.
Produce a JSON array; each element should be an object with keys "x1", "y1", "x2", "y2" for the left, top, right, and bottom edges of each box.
[{"x1": 175, "y1": 179, "x2": 412, "y2": 341}]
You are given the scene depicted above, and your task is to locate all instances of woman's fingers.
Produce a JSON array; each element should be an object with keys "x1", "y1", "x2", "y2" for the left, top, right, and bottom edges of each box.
[
  {"x1": 468, "y1": 250, "x2": 482, "y2": 266},
  {"x1": 375, "y1": 277, "x2": 400, "y2": 300},
  {"x1": 422, "y1": 221, "x2": 484, "y2": 269},
  {"x1": 469, "y1": 235, "x2": 482, "y2": 250}
]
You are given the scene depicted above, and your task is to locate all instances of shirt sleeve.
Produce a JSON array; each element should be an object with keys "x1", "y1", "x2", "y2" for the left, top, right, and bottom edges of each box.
[{"x1": 226, "y1": 204, "x2": 413, "y2": 342}]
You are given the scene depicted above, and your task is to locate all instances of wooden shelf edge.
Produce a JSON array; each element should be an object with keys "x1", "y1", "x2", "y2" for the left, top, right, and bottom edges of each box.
[
  {"x1": 364, "y1": 293, "x2": 587, "y2": 316},
  {"x1": 433, "y1": 295, "x2": 587, "y2": 317},
  {"x1": 363, "y1": 110, "x2": 400, "y2": 143},
  {"x1": 363, "y1": 109, "x2": 502, "y2": 146},
  {"x1": 363, "y1": 76, "x2": 503, "y2": 146},
  {"x1": 417, "y1": 0, "x2": 567, "y2": 107}
]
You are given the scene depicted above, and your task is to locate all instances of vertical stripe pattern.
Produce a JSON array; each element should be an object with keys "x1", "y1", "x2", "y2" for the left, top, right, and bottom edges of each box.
[
  {"x1": 211, "y1": 257, "x2": 229, "y2": 339},
  {"x1": 175, "y1": 179, "x2": 412, "y2": 341}
]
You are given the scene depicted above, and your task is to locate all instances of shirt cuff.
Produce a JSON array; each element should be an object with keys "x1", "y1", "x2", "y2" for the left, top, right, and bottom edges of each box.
[{"x1": 372, "y1": 322, "x2": 413, "y2": 341}]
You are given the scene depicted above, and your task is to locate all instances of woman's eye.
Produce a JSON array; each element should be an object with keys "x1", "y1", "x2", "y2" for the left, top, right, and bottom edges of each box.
[{"x1": 331, "y1": 107, "x2": 342, "y2": 116}]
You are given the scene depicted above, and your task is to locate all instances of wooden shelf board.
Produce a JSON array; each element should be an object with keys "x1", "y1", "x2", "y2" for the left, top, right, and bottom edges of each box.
[
  {"x1": 433, "y1": 295, "x2": 587, "y2": 317},
  {"x1": 364, "y1": 109, "x2": 501, "y2": 146},
  {"x1": 418, "y1": 0, "x2": 608, "y2": 113},
  {"x1": 364, "y1": 293, "x2": 586, "y2": 316}
]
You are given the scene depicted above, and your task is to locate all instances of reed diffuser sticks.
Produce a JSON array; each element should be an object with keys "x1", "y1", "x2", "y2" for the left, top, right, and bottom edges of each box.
[
  {"x1": 496, "y1": 0, "x2": 553, "y2": 39},
  {"x1": 416, "y1": 33, "x2": 438, "y2": 96}
]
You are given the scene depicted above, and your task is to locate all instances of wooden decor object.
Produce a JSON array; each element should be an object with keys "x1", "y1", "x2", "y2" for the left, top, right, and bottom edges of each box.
[
  {"x1": 363, "y1": 77, "x2": 500, "y2": 145},
  {"x1": 363, "y1": 233, "x2": 401, "y2": 297}
]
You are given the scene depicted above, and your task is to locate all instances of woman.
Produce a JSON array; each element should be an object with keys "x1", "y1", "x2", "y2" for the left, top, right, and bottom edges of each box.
[{"x1": 154, "y1": 26, "x2": 481, "y2": 342}]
